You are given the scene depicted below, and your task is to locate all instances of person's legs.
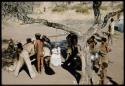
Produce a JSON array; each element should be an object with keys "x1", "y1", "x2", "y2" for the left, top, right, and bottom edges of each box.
[
  {"x1": 40, "y1": 56, "x2": 44, "y2": 72},
  {"x1": 99, "y1": 69, "x2": 104, "y2": 84},
  {"x1": 65, "y1": 67, "x2": 81, "y2": 84},
  {"x1": 107, "y1": 34, "x2": 110, "y2": 44},
  {"x1": 99, "y1": 61, "x2": 108, "y2": 84},
  {"x1": 103, "y1": 68, "x2": 107, "y2": 84},
  {"x1": 37, "y1": 54, "x2": 41, "y2": 73},
  {"x1": 23, "y1": 51, "x2": 36, "y2": 78},
  {"x1": 107, "y1": 33, "x2": 112, "y2": 45},
  {"x1": 110, "y1": 34, "x2": 113, "y2": 45},
  {"x1": 14, "y1": 55, "x2": 24, "y2": 77}
]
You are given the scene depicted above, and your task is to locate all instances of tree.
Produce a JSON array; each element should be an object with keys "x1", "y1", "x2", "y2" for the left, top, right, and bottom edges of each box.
[{"x1": 2, "y1": 2, "x2": 34, "y2": 21}]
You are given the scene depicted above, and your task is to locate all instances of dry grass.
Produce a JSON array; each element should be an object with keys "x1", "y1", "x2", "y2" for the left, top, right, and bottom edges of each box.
[
  {"x1": 100, "y1": 6, "x2": 108, "y2": 10},
  {"x1": 114, "y1": 3, "x2": 123, "y2": 10},
  {"x1": 52, "y1": 4, "x2": 68, "y2": 12},
  {"x1": 70, "y1": 4, "x2": 90, "y2": 14}
]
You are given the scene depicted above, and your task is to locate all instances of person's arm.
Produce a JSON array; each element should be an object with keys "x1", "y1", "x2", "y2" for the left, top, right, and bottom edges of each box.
[
  {"x1": 105, "y1": 43, "x2": 110, "y2": 53},
  {"x1": 34, "y1": 41, "x2": 38, "y2": 53},
  {"x1": 30, "y1": 44, "x2": 35, "y2": 56},
  {"x1": 66, "y1": 48, "x2": 72, "y2": 60}
]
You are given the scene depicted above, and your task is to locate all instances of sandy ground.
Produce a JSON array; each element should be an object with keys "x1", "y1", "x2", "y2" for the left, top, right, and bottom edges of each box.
[{"x1": 2, "y1": 8, "x2": 124, "y2": 85}]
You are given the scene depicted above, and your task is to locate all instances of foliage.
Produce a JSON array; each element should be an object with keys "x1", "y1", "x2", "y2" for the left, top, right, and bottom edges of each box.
[
  {"x1": 52, "y1": 4, "x2": 68, "y2": 12},
  {"x1": 2, "y1": 2, "x2": 34, "y2": 21},
  {"x1": 71, "y1": 4, "x2": 89, "y2": 14}
]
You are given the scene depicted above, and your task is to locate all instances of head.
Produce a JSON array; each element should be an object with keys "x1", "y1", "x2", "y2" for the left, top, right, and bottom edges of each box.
[
  {"x1": 102, "y1": 62, "x2": 108, "y2": 69},
  {"x1": 16, "y1": 42, "x2": 23, "y2": 52},
  {"x1": 35, "y1": 33, "x2": 41, "y2": 40},
  {"x1": 101, "y1": 37, "x2": 107, "y2": 43},
  {"x1": 91, "y1": 36, "x2": 95, "y2": 40},
  {"x1": 111, "y1": 18, "x2": 114, "y2": 22},
  {"x1": 10, "y1": 38, "x2": 13, "y2": 41},
  {"x1": 26, "y1": 38, "x2": 32, "y2": 43},
  {"x1": 72, "y1": 33, "x2": 78, "y2": 46},
  {"x1": 66, "y1": 33, "x2": 72, "y2": 46},
  {"x1": 66, "y1": 32, "x2": 78, "y2": 47},
  {"x1": 42, "y1": 35, "x2": 50, "y2": 43}
]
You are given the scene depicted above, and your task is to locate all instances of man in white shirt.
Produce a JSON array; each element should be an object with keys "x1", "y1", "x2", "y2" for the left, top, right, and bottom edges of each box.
[{"x1": 14, "y1": 38, "x2": 36, "y2": 79}]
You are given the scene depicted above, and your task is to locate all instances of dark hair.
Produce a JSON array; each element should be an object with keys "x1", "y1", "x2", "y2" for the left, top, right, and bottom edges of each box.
[
  {"x1": 102, "y1": 37, "x2": 107, "y2": 42},
  {"x1": 26, "y1": 38, "x2": 32, "y2": 43},
  {"x1": 42, "y1": 35, "x2": 50, "y2": 43},
  {"x1": 66, "y1": 32, "x2": 78, "y2": 46},
  {"x1": 111, "y1": 18, "x2": 114, "y2": 22},
  {"x1": 91, "y1": 36, "x2": 95, "y2": 40},
  {"x1": 35, "y1": 35, "x2": 41, "y2": 40},
  {"x1": 17, "y1": 42, "x2": 23, "y2": 50}
]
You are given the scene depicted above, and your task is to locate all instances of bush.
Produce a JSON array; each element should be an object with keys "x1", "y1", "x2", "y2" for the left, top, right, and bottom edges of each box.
[
  {"x1": 52, "y1": 4, "x2": 68, "y2": 12},
  {"x1": 71, "y1": 4, "x2": 89, "y2": 14},
  {"x1": 75, "y1": 7, "x2": 89, "y2": 14}
]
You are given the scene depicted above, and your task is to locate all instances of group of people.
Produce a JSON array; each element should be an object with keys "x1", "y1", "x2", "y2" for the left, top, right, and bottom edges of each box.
[
  {"x1": 5, "y1": 32, "x2": 82, "y2": 82},
  {"x1": 91, "y1": 2, "x2": 115, "y2": 84},
  {"x1": 87, "y1": 28, "x2": 113, "y2": 84},
  {"x1": 5, "y1": 28, "x2": 114, "y2": 84},
  {"x1": 14, "y1": 33, "x2": 45, "y2": 78},
  {"x1": 9, "y1": 33, "x2": 60, "y2": 78}
]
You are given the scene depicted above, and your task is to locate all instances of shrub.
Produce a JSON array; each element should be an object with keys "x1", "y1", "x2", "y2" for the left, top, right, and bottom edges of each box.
[
  {"x1": 75, "y1": 7, "x2": 89, "y2": 14},
  {"x1": 71, "y1": 4, "x2": 89, "y2": 14},
  {"x1": 52, "y1": 4, "x2": 68, "y2": 12}
]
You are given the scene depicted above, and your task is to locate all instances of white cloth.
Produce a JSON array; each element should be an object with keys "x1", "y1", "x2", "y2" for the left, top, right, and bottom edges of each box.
[
  {"x1": 90, "y1": 53, "x2": 99, "y2": 61},
  {"x1": 43, "y1": 47, "x2": 51, "y2": 57},
  {"x1": 50, "y1": 47, "x2": 62, "y2": 66},
  {"x1": 23, "y1": 43, "x2": 35, "y2": 56},
  {"x1": 14, "y1": 50, "x2": 36, "y2": 78}
]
